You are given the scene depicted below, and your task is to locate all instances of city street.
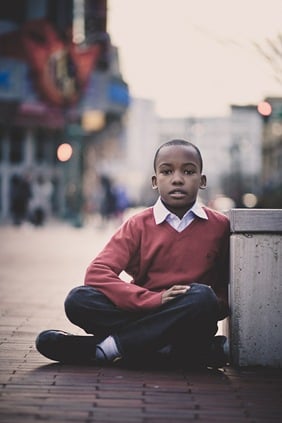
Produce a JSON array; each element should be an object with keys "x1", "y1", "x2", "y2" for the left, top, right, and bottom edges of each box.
[{"x1": 0, "y1": 220, "x2": 281, "y2": 422}]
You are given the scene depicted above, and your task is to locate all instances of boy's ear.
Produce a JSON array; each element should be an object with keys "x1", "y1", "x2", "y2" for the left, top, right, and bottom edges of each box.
[
  {"x1": 151, "y1": 175, "x2": 158, "y2": 189},
  {"x1": 200, "y1": 174, "x2": 207, "y2": 190}
]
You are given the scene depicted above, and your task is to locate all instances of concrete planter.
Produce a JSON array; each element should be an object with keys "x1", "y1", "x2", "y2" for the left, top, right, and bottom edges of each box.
[{"x1": 229, "y1": 209, "x2": 282, "y2": 367}]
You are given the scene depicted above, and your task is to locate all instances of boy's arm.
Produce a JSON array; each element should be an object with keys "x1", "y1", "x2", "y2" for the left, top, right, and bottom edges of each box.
[{"x1": 84, "y1": 218, "x2": 163, "y2": 311}]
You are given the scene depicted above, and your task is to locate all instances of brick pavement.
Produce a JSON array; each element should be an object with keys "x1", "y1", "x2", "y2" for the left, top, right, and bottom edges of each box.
[{"x1": 0, "y1": 222, "x2": 282, "y2": 422}]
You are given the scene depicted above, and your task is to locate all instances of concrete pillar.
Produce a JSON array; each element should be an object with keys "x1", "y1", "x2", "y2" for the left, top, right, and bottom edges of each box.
[{"x1": 229, "y1": 209, "x2": 282, "y2": 367}]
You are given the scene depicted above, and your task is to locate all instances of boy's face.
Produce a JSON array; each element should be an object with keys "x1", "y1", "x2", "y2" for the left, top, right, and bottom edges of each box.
[{"x1": 152, "y1": 145, "x2": 206, "y2": 219}]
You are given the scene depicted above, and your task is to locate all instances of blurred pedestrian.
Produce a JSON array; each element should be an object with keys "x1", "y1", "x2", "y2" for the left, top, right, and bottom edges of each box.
[
  {"x1": 36, "y1": 139, "x2": 230, "y2": 369},
  {"x1": 113, "y1": 183, "x2": 130, "y2": 223},
  {"x1": 29, "y1": 175, "x2": 53, "y2": 226},
  {"x1": 99, "y1": 175, "x2": 117, "y2": 222},
  {"x1": 10, "y1": 174, "x2": 31, "y2": 225}
]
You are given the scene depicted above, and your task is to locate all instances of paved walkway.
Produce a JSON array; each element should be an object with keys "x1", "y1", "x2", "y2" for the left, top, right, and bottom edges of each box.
[{"x1": 0, "y1": 221, "x2": 281, "y2": 422}]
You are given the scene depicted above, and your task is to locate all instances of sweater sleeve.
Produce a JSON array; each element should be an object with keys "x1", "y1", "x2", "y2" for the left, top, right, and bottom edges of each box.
[{"x1": 84, "y1": 217, "x2": 163, "y2": 311}]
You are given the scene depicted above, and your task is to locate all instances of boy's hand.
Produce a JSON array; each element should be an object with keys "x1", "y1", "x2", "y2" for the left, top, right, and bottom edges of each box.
[{"x1": 162, "y1": 285, "x2": 190, "y2": 304}]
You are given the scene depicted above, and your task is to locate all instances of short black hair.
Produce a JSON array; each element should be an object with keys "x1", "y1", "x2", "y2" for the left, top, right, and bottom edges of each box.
[{"x1": 153, "y1": 139, "x2": 203, "y2": 172}]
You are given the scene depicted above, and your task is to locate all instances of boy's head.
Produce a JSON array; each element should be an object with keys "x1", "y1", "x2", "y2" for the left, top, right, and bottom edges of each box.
[
  {"x1": 152, "y1": 139, "x2": 206, "y2": 218},
  {"x1": 153, "y1": 139, "x2": 203, "y2": 172}
]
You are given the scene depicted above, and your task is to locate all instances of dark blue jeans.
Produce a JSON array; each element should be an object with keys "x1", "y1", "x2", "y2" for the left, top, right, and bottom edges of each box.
[{"x1": 64, "y1": 283, "x2": 220, "y2": 363}]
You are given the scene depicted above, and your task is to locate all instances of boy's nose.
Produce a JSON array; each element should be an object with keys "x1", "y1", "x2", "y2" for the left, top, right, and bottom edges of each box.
[{"x1": 172, "y1": 172, "x2": 184, "y2": 184}]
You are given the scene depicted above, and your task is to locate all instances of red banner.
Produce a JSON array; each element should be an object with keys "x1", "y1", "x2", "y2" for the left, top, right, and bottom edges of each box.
[{"x1": 0, "y1": 19, "x2": 101, "y2": 107}]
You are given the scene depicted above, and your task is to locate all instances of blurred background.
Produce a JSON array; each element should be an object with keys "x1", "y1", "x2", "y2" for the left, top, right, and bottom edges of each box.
[{"x1": 0, "y1": 0, "x2": 281, "y2": 228}]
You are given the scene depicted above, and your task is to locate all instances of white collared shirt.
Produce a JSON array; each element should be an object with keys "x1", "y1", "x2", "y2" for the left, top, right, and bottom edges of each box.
[{"x1": 153, "y1": 197, "x2": 208, "y2": 232}]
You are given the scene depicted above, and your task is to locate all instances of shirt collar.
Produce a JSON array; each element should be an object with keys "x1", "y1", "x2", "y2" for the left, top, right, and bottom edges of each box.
[{"x1": 153, "y1": 196, "x2": 208, "y2": 225}]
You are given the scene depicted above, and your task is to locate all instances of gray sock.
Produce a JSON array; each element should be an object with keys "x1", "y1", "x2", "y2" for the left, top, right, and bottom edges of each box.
[{"x1": 96, "y1": 336, "x2": 120, "y2": 361}]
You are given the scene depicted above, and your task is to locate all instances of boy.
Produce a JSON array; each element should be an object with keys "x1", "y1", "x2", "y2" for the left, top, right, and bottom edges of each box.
[{"x1": 36, "y1": 139, "x2": 230, "y2": 368}]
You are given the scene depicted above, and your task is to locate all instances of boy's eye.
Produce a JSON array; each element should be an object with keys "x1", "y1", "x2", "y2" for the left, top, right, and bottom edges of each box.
[
  {"x1": 161, "y1": 169, "x2": 172, "y2": 175},
  {"x1": 184, "y1": 169, "x2": 195, "y2": 175}
]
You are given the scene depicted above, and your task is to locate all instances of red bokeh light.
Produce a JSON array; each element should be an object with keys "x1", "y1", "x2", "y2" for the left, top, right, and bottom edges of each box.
[{"x1": 257, "y1": 101, "x2": 272, "y2": 116}]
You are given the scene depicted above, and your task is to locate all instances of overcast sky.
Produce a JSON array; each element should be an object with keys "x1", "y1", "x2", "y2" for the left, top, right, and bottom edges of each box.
[{"x1": 108, "y1": 0, "x2": 282, "y2": 117}]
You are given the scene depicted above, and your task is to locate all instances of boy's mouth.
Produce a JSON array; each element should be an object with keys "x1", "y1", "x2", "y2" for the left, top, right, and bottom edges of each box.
[{"x1": 169, "y1": 190, "x2": 187, "y2": 198}]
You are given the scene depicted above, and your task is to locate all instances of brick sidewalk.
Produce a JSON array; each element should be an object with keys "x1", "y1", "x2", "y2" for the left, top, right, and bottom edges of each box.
[{"x1": 0, "y1": 223, "x2": 281, "y2": 422}]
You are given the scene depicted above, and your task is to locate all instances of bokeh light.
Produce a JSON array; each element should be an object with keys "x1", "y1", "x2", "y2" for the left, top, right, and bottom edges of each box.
[
  {"x1": 257, "y1": 101, "x2": 272, "y2": 117},
  {"x1": 242, "y1": 193, "x2": 258, "y2": 208},
  {"x1": 57, "y1": 143, "x2": 73, "y2": 162}
]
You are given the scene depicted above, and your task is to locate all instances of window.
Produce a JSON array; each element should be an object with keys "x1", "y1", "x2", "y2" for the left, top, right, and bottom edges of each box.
[
  {"x1": 9, "y1": 127, "x2": 25, "y2": 163},
  {"x1": 0, "y1": 126, "x2": 4, "y2": 162},
  {"x1": 35, "y1": 128, "x2": 63, "y2": 164},
  {"x1": 34, "y1": 129, "x2": 47, "y2": 163}
]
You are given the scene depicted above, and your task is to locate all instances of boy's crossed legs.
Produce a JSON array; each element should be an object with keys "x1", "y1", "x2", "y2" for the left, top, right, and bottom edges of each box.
[{"x1": 36, "y1": 283, "x2": 229, "y2": 368}]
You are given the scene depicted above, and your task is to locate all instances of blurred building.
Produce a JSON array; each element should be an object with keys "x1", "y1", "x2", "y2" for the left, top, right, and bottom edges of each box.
[
  {"x1": 228, "y1": 105, "x2": 263, "y2": 207},
  {"x1": 259, "y1": 97, "x2": 282, "y2": 208},
  {"x1": 121, "y1": 98, "x2": 158, "y2": 205},
  {"x1": 0, "y1": 0, "x2": 129, "y2": 223}
]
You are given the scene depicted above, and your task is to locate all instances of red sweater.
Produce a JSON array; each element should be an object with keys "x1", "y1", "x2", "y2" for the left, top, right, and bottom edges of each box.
[{"x1": 85, "y1": 207, "x2": 230, "y2": 319}]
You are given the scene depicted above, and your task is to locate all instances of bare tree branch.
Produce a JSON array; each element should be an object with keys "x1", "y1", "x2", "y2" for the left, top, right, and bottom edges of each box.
[{"x1": 253, "y1": 33, "x2": 282, "y2": 85}]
